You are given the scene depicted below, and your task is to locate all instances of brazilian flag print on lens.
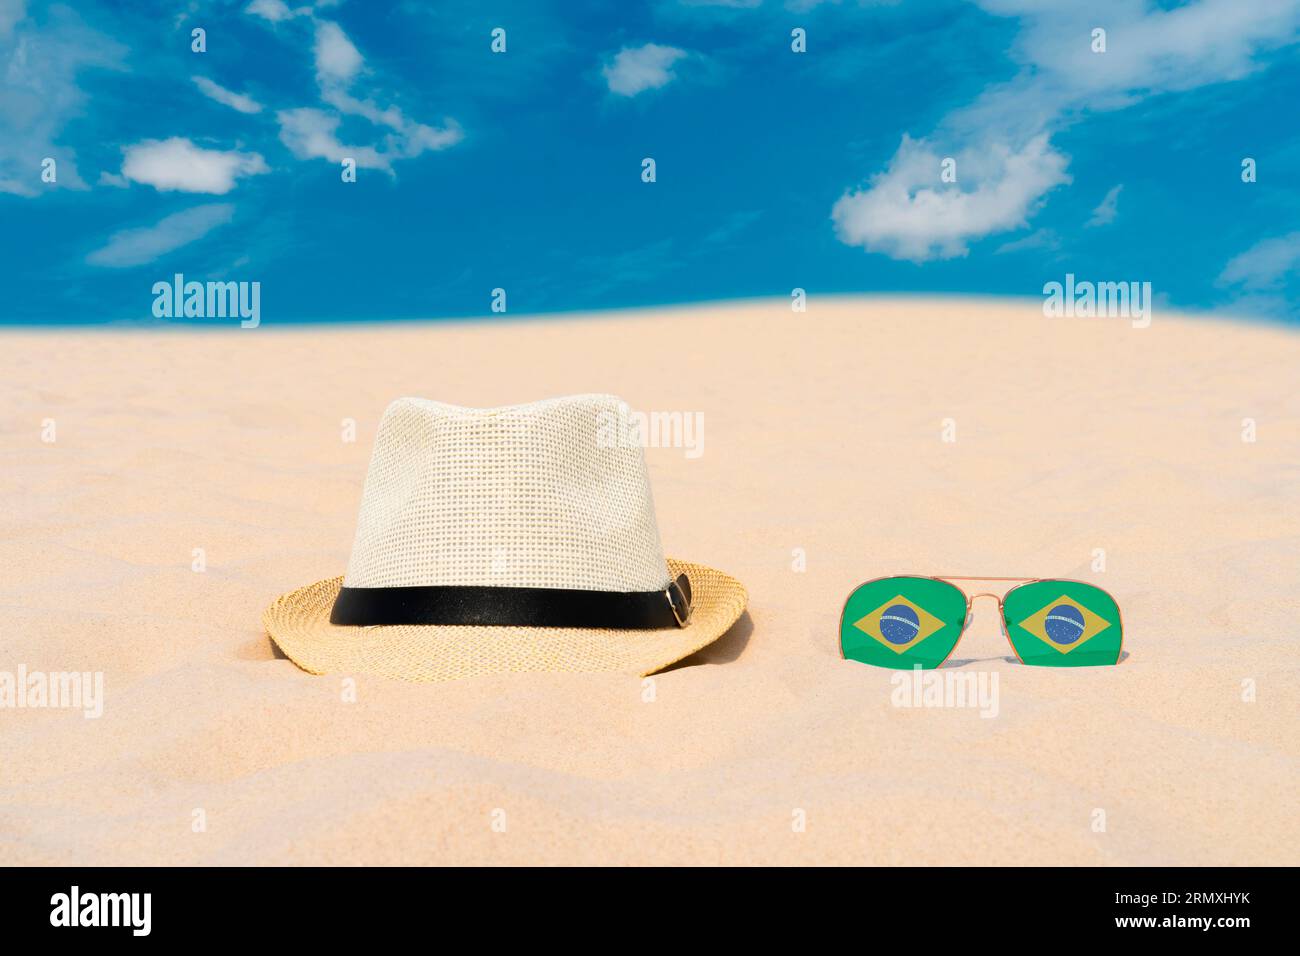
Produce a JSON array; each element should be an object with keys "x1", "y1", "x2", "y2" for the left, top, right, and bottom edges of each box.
[
  {"x1": 1002, "y1": 580, "x2": 1122, "y2": 667},
  {"x1": 840, "y1": 576, "x2": 966, "y2": 669}
]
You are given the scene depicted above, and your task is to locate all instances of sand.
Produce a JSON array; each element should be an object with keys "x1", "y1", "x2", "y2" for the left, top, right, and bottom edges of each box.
[{"x1": 1, "y1": 297, "x2": 1296, "y2": 865}]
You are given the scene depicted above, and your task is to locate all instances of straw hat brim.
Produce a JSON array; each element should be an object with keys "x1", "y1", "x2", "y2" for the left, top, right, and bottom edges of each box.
[{"x1": 263, "y1": 558, "x2": 747, "y2": 682}]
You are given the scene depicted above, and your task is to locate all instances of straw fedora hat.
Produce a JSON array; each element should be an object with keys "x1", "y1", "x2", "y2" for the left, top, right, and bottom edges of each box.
[{"x1": 264, "y1": 394, "x2": 747, "y2": 681}]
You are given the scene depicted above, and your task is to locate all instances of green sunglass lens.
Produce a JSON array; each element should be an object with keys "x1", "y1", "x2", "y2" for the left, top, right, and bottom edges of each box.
[
  {"x1": 840, "y1": 576, "x2": 967, "y2": 670},
  {"x1": 1002, "y1": 580, "x2": 1122, "y2": 667}
]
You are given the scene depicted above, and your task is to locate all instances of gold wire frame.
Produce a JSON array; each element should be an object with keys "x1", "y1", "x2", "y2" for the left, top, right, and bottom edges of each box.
[{"x1": 837, "y1": 574, "x2": 1126, "y2": 667}]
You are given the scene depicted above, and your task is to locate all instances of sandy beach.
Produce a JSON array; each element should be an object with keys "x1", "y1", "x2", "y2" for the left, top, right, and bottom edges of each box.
[{"x1": 1, "y1": 297, "x2": 1297, "y2": 865}]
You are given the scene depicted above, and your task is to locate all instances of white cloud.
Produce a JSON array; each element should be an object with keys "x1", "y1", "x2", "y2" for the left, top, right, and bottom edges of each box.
[
  {"x1": 995, "y1": 227, "x2": 1061, "y2": 255},
  {"x1": 834, "y1": 0, "x2": 1300, "y2": 261},
  {"x1": 0, "y1": 0, "x2": 26, "y2": 41},
  {"x1": 314, "y1": 20, "x2": 362, "y2": 84},
  {"x1": 121, "y1": 138, "x2": 269, "y2": 194},
  {"x1": 977, "y1": 0, "x2": 1300, "y2": 107},
  {"x1": 276, "y1": 107, "x2": 385, "y2": 168},
  {"x1": 86, "y1": 203, "x2": 235, "y2": 268},
  {"x1": 833, "y1": 134, "x2": 1069, "y2": 262},
  {"x1": 1218, "y1": 232, "x2": 1300, "y2": 291},
  {"x1": 192, "y1": 76, "x2": 263, "y2": 114},
  {"x1": 0, "y1": 5, "x2": 126, "y2": 196},
  {"x1": 602, "y1": 43, "x2": 687, "y2": 96},
  {"x1": 276, "y1": 103, "x2": 460, "y2": 172},
  {"x1": 1086, "y1": 184, "x2": 1123, "y2": 228},
  {"x1": 245, "y1": 0, "x2": 300, "y2": 22},
  {"x1": 272, "y1": 18, "x2": 462, "y2": 172}
]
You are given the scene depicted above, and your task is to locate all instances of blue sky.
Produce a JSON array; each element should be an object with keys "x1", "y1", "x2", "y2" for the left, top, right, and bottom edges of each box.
[{"x1": 2, "y1": 0, "x2": 1298, "y2": 324}]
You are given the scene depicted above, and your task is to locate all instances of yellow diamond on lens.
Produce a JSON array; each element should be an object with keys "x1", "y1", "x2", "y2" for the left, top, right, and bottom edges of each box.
[
  {"x1": 854, "y1": 595, "x2": 947, "y2": 654},
  {"x1": 1017, "y1": 594, "x2": 1112, "y2": 654}
]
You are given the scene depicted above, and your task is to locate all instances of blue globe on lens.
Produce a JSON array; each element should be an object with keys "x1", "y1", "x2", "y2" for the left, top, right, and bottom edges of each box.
[
  {"x1": 880, "y1": 604, "x2": 921, "y2": 644},
  {"x1": 1044, "y1": 604, "x2": 1085, "y2": 643}
]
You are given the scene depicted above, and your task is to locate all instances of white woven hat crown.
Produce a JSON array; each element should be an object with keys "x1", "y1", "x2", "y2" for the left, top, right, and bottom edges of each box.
[
  {"x1": 264, "y1": 393, "x2": 747, "y2": 681},
  {"x1": 342, "y1": 394, "x2": 672, "y2": 592}
]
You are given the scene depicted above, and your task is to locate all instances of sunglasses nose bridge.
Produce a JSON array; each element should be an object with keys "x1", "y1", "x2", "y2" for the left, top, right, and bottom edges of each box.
[{"x1": 961, "y1": 592, "x2": 1003, "y2": 630}]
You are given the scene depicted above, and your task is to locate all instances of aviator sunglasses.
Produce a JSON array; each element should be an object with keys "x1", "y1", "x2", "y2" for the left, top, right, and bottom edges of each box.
[{"x1": 839, "y1": 575, "x2": 1124, "y2": 669}]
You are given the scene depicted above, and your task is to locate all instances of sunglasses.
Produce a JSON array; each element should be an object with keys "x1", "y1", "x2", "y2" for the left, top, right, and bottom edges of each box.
[{"x1": 839, "y1": 575, "x2": 1123, "y2": 669}]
